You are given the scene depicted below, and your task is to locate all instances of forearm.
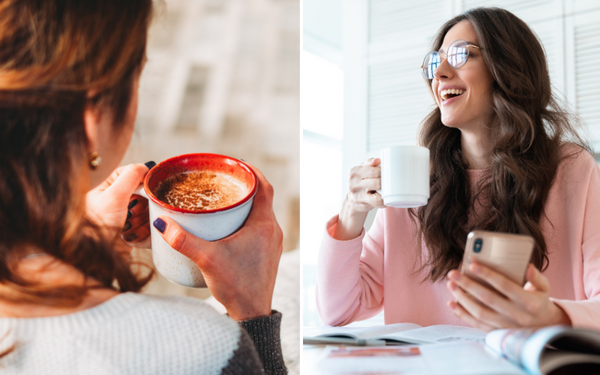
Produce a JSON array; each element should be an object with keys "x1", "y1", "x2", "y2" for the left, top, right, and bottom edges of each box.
[
  {"x1": 317, "y1": 216, "x2": 385, "y2": 325},
  {"x1": 333, "y1": 196, "x2": 369, "y2": 241}
]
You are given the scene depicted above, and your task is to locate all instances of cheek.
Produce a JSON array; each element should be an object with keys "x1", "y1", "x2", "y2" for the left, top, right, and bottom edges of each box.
[
  {"x1": 431, "y1": 82, "x2": 440, "y2": 106},
  {"x1": 474, "y1": 82, "x2": 494, "y2": 114},
  {"x1": 465, "y1": 70, "x2": 493, "y2": 109}
]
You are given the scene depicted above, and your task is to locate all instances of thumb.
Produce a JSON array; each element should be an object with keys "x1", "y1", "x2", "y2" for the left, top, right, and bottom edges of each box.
[
  {"x1": 105, "y1": 163, "x2": 149, "y2": 197},
  {"x1": 152, "y1": 216, "x2": 215, "y2": 265},
  {"x1": 361, "y1": 157, "x2": 381, "y2": 167},
  {"x1": 370, "y1": 157, "x2": 381, "y2": 167},
  {"x1": 524, "y1": 264, "x2": 549, "y2": 292}
]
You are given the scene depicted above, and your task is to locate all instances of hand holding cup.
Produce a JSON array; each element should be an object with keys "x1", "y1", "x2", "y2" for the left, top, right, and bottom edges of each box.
[
  {"x1": 86, "y1": 163, "x2": 152, "y2": 246},
  {"x1": 153, "y1": 165, "x2": 283, "y2": 321},
  {"x1": 335, "y1": 146, "x2": 430, "y2": 241},
  {"x1": 334, "y1": 158, "x2": 386, "y2": 241},
  {"x1": 346, "y1": 157, "x2": 386, "y2": 214},
  {"x1": 133, "y1": 153, "x2": 258, "y2": 288}
]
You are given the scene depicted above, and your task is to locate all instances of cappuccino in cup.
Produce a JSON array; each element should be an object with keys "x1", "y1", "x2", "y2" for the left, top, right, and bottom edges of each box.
[
  {"x1": 133, "y1": 153, "x2": 258, "y2": 288},
  {"x1": 155, "y1": 172, "x2": 247, "y2": 211}
]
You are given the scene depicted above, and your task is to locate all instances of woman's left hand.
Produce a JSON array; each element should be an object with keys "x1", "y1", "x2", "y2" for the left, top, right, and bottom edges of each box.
[
  {"x1": 86, "y1": 163, "x2": 151, "y2": 246},
  {"x1": 446, "y1": 260, "x2": 571, "y2": 332}
]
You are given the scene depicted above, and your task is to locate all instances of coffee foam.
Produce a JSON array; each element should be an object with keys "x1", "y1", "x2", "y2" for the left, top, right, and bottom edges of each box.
[{"x1": 155, "y1": 171, "x2": 248, "y2": 211}]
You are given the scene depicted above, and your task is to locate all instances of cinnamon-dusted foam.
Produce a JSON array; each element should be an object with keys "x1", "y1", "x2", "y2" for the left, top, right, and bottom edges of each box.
[{"x1": 155, "y1": 172, "x2": 246, "y2": 211}]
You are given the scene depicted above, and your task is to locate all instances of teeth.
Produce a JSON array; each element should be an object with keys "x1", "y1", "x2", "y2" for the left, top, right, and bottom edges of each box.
[{"x1": 440, "y1": 88, "x2": 466, "y2": 101}]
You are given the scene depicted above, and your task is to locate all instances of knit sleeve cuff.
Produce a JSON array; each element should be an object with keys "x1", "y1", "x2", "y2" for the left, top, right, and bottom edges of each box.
[
  {"x1": 550, "y1": 298, "x2": 600, "y2": 330},
  {"x1": 324, "y1": 214, "x2": 366, "y2": 242},
  {"x1": 238, "y1": 310, "x2": 287, "y2": 375}
]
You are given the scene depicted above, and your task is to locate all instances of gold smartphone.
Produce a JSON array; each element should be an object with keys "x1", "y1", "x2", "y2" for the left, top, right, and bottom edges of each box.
[{"x1": 461, "y1": 231, "x2": 535, "y2": 288}]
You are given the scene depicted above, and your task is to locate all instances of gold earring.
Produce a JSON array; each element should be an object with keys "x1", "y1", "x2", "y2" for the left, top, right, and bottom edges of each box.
[{"x1": 88, "y1": 151, "x2": 102, "y2": 169}]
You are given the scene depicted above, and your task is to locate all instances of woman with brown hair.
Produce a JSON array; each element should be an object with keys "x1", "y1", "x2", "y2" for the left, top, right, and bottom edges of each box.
[
  {"x1": 0, "y1": 1, "x2": 286, "y2": 374},
  {"x1": 317, "y1": 7, "x2": 600, "y2": 332}
]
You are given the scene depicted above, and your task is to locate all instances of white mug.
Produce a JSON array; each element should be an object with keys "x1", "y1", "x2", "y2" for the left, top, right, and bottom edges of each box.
[
  {"x1": 134, "y1": 153, "x2": 258, "y2": 288},
  {"x1": 379, "y1": 145, "x2": 430, "y2": 208}
]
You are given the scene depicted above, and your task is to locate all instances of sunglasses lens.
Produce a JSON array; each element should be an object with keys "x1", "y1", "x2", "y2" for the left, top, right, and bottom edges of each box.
[
  {"x1": 447, "y1": 40, "x2": 469, "y2": 69},
  {"x1": 423, "y1": 51, "x2": 440, "y2": 79}
]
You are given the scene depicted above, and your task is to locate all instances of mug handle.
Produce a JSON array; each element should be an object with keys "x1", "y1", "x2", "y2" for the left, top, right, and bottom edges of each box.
[
  {"x1": 375, "y1": 189, "x2": 387, "y2": 207},
  {"x1": 133, "y1": 185, "x2": 148, "y2": 199}
]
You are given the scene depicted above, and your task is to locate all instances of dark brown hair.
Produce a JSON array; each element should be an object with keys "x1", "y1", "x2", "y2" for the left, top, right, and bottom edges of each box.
[
  {"x1": 411, "y1": 7, "x2": 591, "y2": 282},
  {"x1": 0, "y1": 0, "x2": 155, "y2": 306}
]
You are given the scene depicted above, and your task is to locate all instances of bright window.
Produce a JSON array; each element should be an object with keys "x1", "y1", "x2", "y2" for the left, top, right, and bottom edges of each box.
[{"x1": 301, "y1": 50, "x2": 343, "y2": 326}]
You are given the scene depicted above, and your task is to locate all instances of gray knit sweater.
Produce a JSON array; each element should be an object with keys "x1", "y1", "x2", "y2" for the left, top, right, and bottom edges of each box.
[{"x1": 0, "y1": 292, "x2": 287, "y2": 374}]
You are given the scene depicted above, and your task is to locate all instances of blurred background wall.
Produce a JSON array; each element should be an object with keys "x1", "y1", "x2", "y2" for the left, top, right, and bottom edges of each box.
[{"x1": 119, "y1": 0, "x2": 299, "y2": 372}]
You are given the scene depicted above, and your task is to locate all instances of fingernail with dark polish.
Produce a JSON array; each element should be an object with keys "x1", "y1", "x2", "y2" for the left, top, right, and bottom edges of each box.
[
  {"x1": 144, "y1": 161, "x2": 156, "y2": 170},
  {"x1": 127, "y1": 210, "x2": 132, "y2": 220},
  {"x1": 125, "y1": 233, "x2": 137, "y2": 242},
  {"x1": 128, "y1": 199, "x2": 138, "y2": 210},
  {"x1": 153, "y1": 218, "x2": 166, "y2": 234},
  {"x1": 122, "y1": 221, "x2": 132, "y2": 232}
]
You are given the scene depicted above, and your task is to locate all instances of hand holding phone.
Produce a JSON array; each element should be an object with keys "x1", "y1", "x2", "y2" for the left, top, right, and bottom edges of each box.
[
  {"x1": 461, "y1": 231, "x2": 534, "y2": 289},
  {"x1": 450, "y1": 231, "x2": 570, "y2": 331}
]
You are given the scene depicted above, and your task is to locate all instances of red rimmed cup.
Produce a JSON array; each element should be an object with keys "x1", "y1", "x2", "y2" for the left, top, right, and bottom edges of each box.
[{"x1": 134, "y1": 153, "x2": 258, "y2": 288}]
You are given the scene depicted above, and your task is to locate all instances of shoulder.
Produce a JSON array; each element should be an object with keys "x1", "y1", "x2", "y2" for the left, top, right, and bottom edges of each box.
[
  {"x1": 1, "y1": 293, "x2": 247, "y2": 374},
  {"x1": 548, "y1": 143, "x2": 598, "y2": 200},
  {"x1": 122, "y1": 293, "x2": 240, "y2": 334},
  {"x1": 559, "y1": 142, "x2": 595, "y2": 166},
  {"x1": 556, "y1": 143, "x2": 597, "y2": 183},
  {"x1": 94, "y1": 293, "x2": 244, "y2": 373}
]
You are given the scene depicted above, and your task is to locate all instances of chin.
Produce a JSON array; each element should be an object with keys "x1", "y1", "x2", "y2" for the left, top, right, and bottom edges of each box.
[{"x1": 440, "y1": 115, "x2": 461, "y2": 129}]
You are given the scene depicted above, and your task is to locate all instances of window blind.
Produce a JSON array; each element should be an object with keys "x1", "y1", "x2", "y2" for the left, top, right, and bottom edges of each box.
[{"x1": 574, "y1": 13, "x2": 600, "y2": 145}]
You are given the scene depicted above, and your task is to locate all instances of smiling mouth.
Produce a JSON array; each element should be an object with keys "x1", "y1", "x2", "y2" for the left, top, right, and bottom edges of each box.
[{"x1": 440, "y1": 89, "x2": 466, "y2": 101}]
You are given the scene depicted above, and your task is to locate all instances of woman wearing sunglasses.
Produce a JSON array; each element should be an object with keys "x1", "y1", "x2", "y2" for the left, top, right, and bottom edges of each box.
[
  {"x1": 0, "y1": 1, "x2": 286, "y2": 374},
  {"x1": 317, "y1": 7, "x2": 600, "y2": 332}
]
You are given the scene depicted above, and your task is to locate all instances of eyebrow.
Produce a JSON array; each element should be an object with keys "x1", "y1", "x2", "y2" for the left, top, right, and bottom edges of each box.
[{"x1": 439, "y1": 41, "x2": 480, "y2": 53}]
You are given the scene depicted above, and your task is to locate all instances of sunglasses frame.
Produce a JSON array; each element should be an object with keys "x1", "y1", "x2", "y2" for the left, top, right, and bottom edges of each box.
[{"x1": 421, "y1": 39, "x2": 481, "y2": 79}]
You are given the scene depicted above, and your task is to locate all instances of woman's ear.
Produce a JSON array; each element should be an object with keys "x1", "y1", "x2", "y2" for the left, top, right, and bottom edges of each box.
[{"x1": 83, "y1": 104, "x2": 108, "y2": 188}]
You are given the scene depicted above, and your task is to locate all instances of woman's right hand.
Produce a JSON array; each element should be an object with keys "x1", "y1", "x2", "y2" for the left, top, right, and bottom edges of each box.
[
  {"x1": 334, "y1": 157, "x2": 386, "y2": 241},
  {"x1": 151, "y1": 165, "x2": 283, "y2": 322}
]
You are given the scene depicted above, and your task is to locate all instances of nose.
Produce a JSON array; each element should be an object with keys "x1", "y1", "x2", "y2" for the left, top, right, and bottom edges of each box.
[{"x1": 433, "y1": 57, "x2": 453, "y2": 80}]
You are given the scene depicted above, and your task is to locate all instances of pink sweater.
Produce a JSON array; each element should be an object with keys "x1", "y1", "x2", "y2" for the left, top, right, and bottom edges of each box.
[{"x1": 317, "y1": 147, "x2": 600, "y2": 329}]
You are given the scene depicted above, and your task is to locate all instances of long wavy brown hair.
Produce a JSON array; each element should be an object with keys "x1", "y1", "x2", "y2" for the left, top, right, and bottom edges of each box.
[
  {"x1": 0, "y1": 0, "x2": 155, "y2": 307},
  {"x1": 410, "y1": 7, "x2": 591, "y2": 282}
]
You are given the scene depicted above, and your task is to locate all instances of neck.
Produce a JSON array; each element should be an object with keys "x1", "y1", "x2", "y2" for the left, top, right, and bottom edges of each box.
[
  {"x1": 460, "y1": 128, "x2": 492, "y2": 170},
  {"x1": 0, "y1": 254, "x2": 118, "y2": 318}
]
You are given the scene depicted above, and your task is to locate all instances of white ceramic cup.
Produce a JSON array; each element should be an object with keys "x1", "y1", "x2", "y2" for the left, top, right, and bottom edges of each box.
[
  {"x1": 379, "y1": 145, "x2": 430, "y2": 208},
  {"x1": 134, "y1": 153, "x2": 258, "y2": 288}
]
